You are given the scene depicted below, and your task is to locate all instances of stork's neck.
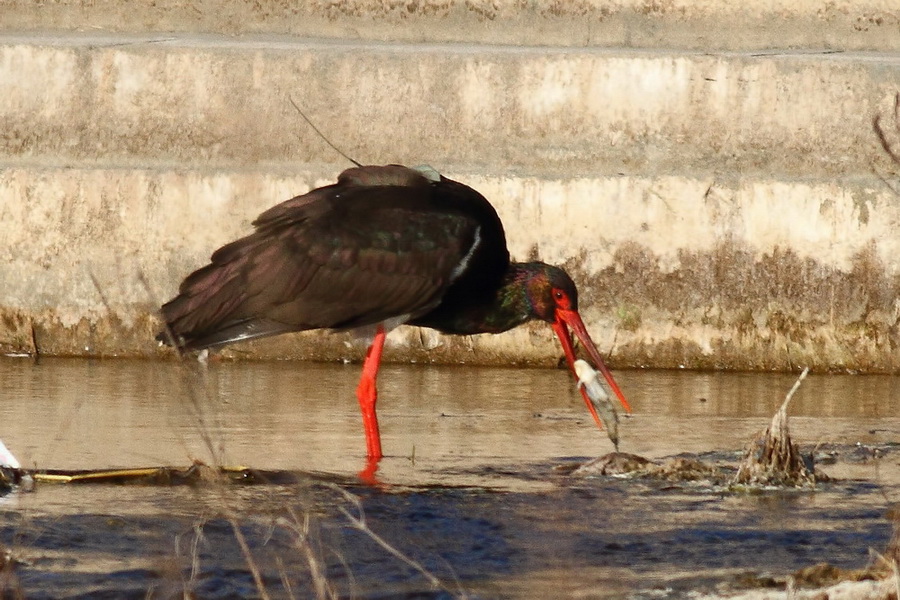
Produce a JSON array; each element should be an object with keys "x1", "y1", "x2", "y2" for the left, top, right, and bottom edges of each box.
[
  {"x1": 477, "y1": 262, "x2": 546, "y2": 332},
  {"x1": 412, "y1": 262, "x2": 544, "y2": 335}
]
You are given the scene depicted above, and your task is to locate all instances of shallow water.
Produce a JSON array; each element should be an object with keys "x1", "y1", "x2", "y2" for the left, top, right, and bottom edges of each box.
[{"x1": 0, "y1": 357, "x2": 898, "y2": 598}]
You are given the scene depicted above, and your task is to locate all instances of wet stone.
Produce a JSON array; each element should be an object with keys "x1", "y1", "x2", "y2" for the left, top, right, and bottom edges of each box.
[
  {"x1": 569, "y1": 452, "x2": 651, "y2": 476},
  {"x1": 568, "y1": 452, "x2": 731, "y2": 484}
]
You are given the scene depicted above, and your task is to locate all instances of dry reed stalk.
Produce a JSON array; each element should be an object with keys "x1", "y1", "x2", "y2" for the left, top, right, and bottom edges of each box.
[
  {"x1": 334, "y1": 487, "x2": 450, "y2": 594},
  {"x1": 0, "y1": 544, "x2": 25, "y2": 600},
  {"x1": 733, "y1": 368, "x2": 816, "y2": 487},
  {"x1": 140, "y1": 269, "x2": 464, "y2": 599},
  {"x1": 278, "y1": 508, "x2": 337, "y2": 600}
]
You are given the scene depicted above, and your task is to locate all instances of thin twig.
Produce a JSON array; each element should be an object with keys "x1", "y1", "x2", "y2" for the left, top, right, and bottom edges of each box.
[
  {"x1": 873, "y1": 92, "x2": 900, "y2": 204},
  {"x1": 288, "y1": 95, "x2": 362, "y2": 167},
  {"x1": 138, "y1": 269, "x2": 182, "y2": 352},
  {"x1": 783, "y1": 366, "x2": 810, "y2": 410},
  {"x1": 334, "y1": 487, "x2": 444, "y2": 591},
  {"x1": 0, "y1": 543, "x2": 25, "y2": 600},
  {"x1": 275, "y1": 508, "x2": 338, "y2": 599},
  {"x1": 275, "y1": 556, "x2": 297, "y2": 600},
  {"x1": 137, "y1": 269, "x2": 277, "y2": 599},
  {"x1": 873, "y1": 93, "x2": 900, "y2": 175},
  {"x1": 892, "y1": 558, "x2": 899, "y2": 600},
  {"x1": 228, "y1": 518, "x2": 271, "y2": 600},
  {"x1": 874, "y1": 114, "x2": 900, "y2": 167},
  {"x1": 138, "y1": 268, "x2": 225, "y2": 463},
  {"x1": 873, "y1": 166, "x2": 900, "y2": 197},
  {"x1": 189, "y1": 521, "x2": 205, "y2": 594},
  {"x1": 28, "y1": 319, "x2": 39, "y2": 363}
]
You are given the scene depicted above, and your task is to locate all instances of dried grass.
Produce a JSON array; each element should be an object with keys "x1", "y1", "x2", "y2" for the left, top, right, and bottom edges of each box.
[
  {"x1": 0, "y1": 543, "x2": 25, "y2": 600},
  {"x1": 169, "y1": 271, "x2": 468, "y2": 597}
]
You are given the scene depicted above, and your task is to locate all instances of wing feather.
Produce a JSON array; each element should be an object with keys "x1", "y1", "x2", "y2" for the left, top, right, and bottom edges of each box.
[{"x1": 159, "y1": 166, "x2": 485, "y2": 350}]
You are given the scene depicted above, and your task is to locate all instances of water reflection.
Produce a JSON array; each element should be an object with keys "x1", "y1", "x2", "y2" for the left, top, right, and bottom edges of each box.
[{"x1": 623, "y1": 369, "x2": 900, "y2": 418}]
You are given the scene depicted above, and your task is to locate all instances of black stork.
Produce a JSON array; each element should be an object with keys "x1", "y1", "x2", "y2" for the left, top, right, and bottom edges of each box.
[{"x1": 158, "y1": 164, "x2": 630, "y2": 479}]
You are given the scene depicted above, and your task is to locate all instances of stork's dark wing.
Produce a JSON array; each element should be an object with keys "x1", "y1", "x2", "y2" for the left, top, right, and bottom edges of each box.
[{"x1": 158, "y1": 166, "x2": 489, "y2": 350}]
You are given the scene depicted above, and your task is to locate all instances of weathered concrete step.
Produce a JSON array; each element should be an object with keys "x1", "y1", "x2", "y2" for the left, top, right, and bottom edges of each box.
[
  {"x1": 1, "y1": 0, "x2": 899, "y2": 52},
  {"x1": 2, "y1": 32, "x2": 900, "y2": 179},
  {"x1": 3, "y1": 163, "x2": 900, "y2": 372}
]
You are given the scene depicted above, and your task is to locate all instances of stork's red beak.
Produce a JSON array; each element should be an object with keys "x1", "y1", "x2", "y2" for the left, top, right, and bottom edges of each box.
[{"x1": 552, "y1": 309, "x2": 631, "y2": 430}]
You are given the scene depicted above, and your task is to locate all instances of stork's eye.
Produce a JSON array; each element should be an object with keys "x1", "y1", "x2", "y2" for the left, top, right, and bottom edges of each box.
[{"x1": 552, "y1": 287, "x2": 572, "y2": 309}]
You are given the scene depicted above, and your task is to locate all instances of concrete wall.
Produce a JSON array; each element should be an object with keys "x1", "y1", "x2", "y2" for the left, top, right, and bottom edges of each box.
[
  {"x1": 2, "y1": 5, "x2": 900, "y2": 371},
  {"x1": 3, "y1": 0, "x2": 899, "y2": 51}
]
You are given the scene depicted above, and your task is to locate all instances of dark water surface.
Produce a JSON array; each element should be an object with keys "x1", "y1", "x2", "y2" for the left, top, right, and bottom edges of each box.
[{"x1": 0, "y1": 357, "x2": 898, "y2": 598}]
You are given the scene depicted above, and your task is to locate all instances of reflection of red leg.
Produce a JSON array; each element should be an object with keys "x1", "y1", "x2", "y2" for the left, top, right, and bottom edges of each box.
[
  {"x1": 358, "y1": 456, "x2": 380, "y2": 485},
  {"x1": 356, "y1": 326, "x2": 386, "y2": 462}
]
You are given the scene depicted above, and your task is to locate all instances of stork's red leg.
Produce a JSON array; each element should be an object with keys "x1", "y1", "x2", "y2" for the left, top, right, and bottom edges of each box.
[{"x1": 356, "y1": 325, "x2": 386, "y2": 461}]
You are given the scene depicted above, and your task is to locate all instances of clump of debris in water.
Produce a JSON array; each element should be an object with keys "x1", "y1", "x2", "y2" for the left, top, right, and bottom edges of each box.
[
  {"x1": 565, "y1": 366, "x2": 821, "y2": 488},
  {"x1": 731, "y1": 368, "x2": 816, "y2": 487}
]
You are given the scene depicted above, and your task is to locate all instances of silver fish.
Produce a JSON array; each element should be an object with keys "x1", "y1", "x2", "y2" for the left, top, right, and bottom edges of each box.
[{"x1": 574, "y1": 359, "x2": 620, "y2": 451}]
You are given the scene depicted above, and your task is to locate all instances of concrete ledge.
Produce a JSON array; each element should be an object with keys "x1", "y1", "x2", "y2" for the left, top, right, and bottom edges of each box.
[
  {"x1": 3, "y1": 164, "x2": 900, "y2": 371},
  {"x1": 2, "y1": 1, "x2": 899, "y2": 51},
  {"x1": 2, "y1": 34, "x2": 900, "y2": 179}
]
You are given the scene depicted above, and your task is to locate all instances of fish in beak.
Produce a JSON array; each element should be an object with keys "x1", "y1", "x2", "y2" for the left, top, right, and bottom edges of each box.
[
  {"x1": 574, "y1": 359, "x2": 620, "y2": 450},
  {"x1": 552, "y1": 308, "x2": 631, "y2": 434}
]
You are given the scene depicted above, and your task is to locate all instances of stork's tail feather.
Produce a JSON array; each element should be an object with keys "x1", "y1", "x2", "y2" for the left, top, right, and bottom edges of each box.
[{"x1": 157, "y1": 317, "x2": 298, "y2": 351}]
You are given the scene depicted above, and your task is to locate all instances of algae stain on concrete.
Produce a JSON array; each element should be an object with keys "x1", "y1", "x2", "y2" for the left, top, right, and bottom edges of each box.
[
  {"x1": 7, "y1": 235, "x2": 900, "y2": 372},
  {"x1": 569, "y1": 239, "x2": 900, "y2": 372},
  {"x1": 615, "y1": 303, "x2": 642, "y2": 332}
]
